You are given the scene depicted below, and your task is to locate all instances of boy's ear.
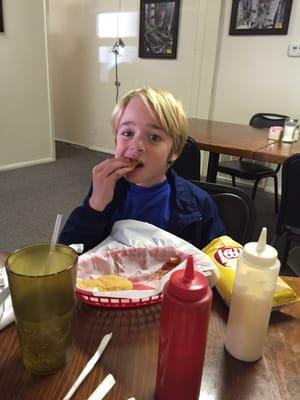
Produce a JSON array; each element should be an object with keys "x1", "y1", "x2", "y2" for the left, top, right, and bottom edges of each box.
[{"x1": 169, "y1": 153, "x2": 178, "y2": 162}]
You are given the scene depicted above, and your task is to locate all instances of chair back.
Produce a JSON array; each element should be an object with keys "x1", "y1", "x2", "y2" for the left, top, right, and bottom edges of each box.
[
  {"x1": 285, "y1": 246, "x2": 300, "y2": 276},
  {"x1": 191, "y1": 181, "x2": 256, "y2": 244},
  {"x1": 276, "y1": 153, "x2": 300, "y2": 235},
  {"x1": 249, "y1": 113, "x2": 289, "y2": 128},
  {"x1": 172, "y1": 136, "x2": 201, "y2": 181}
]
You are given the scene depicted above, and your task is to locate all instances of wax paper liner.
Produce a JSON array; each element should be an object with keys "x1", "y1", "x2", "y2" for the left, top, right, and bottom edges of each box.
[{"x1": 75, "y1": 220, "x2": 217, "y2": 307}]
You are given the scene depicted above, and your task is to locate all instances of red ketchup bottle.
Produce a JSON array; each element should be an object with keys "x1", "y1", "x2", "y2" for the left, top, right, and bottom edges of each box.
[{"x1": 155, "y1": 255, "x2": 212, "y2": 400}]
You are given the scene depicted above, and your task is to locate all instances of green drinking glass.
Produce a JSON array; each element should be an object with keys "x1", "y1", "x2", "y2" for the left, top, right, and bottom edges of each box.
[{"x1": 6, "y1": 243, "x2": 78, "y2": 375}]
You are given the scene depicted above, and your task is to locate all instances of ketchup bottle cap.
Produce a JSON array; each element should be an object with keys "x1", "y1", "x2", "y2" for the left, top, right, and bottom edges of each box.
[{"x1": 168, "y1": 255, "x2": 209, "y2": 301}]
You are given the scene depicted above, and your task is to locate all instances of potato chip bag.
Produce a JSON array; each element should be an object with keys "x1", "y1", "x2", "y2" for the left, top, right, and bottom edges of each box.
[{"x1": 202, "y1": 235, "x2": 299, "y2": 309}]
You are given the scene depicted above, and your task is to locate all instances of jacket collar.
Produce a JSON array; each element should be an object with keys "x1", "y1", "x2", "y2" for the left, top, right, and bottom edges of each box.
[{"x1": 167, "y1": 169, "x2": 203, "y2": 233}]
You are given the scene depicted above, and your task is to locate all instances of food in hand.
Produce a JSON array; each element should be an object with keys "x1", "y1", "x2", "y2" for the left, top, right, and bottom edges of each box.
[
  {"x1": 78, "y1": 274, "x2": 133, "y2": 292},
  {"x1": 129, "y1": 158, "x2": 143, "y2": 169}
]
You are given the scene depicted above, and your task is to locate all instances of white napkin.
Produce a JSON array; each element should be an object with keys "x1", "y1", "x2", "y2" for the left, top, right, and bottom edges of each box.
[
  {"x1": 87, "y1": 219, "x2": 205, "y2": 253},
  {"x1": 0, "y1": 268, "x2": 15, "y2": 330}
]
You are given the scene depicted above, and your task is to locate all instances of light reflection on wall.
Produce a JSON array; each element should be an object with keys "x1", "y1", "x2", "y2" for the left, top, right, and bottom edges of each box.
[
  {"x1": 96, "y1": 12, "x2": 138, "y2": 83},
  {"x1": 96, "y1": 12, "x2": 137, "y2": 38}
]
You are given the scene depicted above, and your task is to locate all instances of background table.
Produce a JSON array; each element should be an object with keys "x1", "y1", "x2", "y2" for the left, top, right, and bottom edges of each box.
[
  {"x1": 188, "y1": 118, "x2": 300, "y2": 183},
  {"x1": 254, "y1": 139, "x2": 300, "y2": 164},
  {"x1": 0, "y1": 253, "x2": 299, "y2": 400},
  {"x1": 187, "y1": 118, "x2": 271, "y2": 182}
]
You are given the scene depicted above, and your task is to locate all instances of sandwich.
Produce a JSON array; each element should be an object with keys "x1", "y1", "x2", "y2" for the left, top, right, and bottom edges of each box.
[{"x1": 129, "y1": 158, "x2": 143, "y2": 169}]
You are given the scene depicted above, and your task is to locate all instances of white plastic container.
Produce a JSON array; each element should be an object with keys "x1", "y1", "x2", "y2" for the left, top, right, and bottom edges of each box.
[
  {"x1": 282, "y1": 118, "x2": 298, "y2": 143},
  {"x1": 224, "y1": 227, "x2": 280, "y2": 362},
  {"x1": 294, "y1": 126, "x2": 299, "y2": 142}
]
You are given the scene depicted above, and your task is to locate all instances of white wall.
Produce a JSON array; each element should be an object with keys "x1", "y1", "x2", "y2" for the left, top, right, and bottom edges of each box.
[
  {"x1": 48, "y1": 0, "x2": 222, "y2": 153},
  {"x1": 212, "y1": 0, "x2": 300, "y2": 124},
  {"x1": 0, "y1": 0, "x2": 54, "y2": 170},
  {"x1": 2, "y1": 0, "x2": 299, "y2": 183},
  {"x1": 210, "y1": 0, "x2": 300, "y2": 192}
]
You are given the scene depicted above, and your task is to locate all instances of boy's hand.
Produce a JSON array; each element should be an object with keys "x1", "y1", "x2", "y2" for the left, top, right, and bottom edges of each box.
[{"x1": 89, "y1": 158, "x2": 134, "y2": 211}]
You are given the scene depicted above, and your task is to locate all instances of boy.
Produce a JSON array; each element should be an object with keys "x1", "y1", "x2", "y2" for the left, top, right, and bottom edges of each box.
[{"x1": 59, "y1": 87, "x2": 225, "y2": 251}]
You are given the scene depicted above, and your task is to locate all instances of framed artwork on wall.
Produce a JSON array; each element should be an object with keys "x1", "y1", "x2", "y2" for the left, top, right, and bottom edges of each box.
[
  {"x1": 229, "y1": 0, "x2": 293, "y2": 35},
  {"x1": 0, "y1": 0, "x2": 4, "y2": 33},
  {"x1": 139, "y1": 0, "x2": 180, "y2": 59}
]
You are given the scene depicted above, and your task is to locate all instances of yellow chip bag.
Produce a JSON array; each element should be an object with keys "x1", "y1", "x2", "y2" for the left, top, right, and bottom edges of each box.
[{"x1": 202, "y1": 235, "x2": 300, "y2": 310}]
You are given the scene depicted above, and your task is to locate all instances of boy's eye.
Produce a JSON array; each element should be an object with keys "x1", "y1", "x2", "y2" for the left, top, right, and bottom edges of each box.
[
  {"x1": 149, "y1": 134, "x2": 162, "y2": 142},
  {"x1": 120, "y1": 130, "x2": 133, "y2": 137}
]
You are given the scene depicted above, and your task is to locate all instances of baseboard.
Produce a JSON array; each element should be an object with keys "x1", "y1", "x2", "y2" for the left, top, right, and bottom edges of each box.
[
  {"x1": 0, "y1": 157, "x2": 55, "y2": 172},
  {"x1": 56, "y1": 138, "x2": 114, "y2": 155}
]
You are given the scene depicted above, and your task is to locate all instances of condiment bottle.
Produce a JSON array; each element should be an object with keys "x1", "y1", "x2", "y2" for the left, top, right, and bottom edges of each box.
[
  {"x1": 224, "y1": 227, "x2": 280, "y2": 362},
  {"x1": 282, "y1": 118, "x2": 298, "y2": 143},
  {"x1": 155, "y1": 255, "x2": 212, "y2": 400}
]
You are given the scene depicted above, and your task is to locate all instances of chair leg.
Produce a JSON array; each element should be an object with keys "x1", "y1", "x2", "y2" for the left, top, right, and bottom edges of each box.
[
  {"x1": 274, "y1": 175, "x2": 279, "y2": 214},
  {"x1": 232, "y1": 176, "x2": 236, "y2": 187},
  {"x1": 281, "y1": 236, "x2": 291, "y2": 273},
  {"x1": 252, "y1": 179, "x2": 260, "y2": 201},
  {"x1": 287, "y1": 246, "x2": 300, "y2": 276}
]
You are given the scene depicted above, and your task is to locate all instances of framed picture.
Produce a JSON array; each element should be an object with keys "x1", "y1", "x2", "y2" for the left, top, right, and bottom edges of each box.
[
  {"x1": 0, "y1": 0, "x2": 4, "y2": 33},
  {"x1": 229, "y1": 0, "x2": 293, "y2": 35},
  {"x1": 139, "y1": 0, "x2": 180, "y2": 59}
]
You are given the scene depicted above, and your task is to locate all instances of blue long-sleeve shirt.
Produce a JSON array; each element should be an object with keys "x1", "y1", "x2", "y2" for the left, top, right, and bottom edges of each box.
[{"x1": 59, "y1": 169, "x2": 226, "y2": 252}]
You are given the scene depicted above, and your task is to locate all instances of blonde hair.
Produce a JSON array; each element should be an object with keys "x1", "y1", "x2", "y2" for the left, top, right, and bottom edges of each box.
[{"x1": 111, "y1": 87, "x2": 188, "y2": 156}]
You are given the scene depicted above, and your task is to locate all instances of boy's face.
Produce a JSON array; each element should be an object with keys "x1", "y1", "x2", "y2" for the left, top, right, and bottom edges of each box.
[{"x1": 114, "y1": 96, "x2": 176, "y2": 187}]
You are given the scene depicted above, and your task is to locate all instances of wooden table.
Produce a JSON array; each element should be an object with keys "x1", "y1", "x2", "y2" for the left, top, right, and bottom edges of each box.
[
  {"x1": 0, "y1": 249, "x2": 299, "y2": 399},
  {"x1": 188, "y1": 118, "x2": 300, "y2": 183},
  {"x1": 254, "y1": 139, "x2": 300, "y2": 164}
]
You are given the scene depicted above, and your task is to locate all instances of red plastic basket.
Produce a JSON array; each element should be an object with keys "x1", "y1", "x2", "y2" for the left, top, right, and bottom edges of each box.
[{"x1": 76, "y1": 287, "x2": 163, "y2": 308}]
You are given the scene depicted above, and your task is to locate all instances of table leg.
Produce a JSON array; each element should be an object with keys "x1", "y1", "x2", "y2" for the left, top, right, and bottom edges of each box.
[{"x1": 206, "y1": 152, "x2": 220, "y2": 183}]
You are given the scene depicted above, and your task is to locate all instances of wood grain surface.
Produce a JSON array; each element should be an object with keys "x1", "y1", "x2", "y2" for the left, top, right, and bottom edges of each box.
[
  {"x1": 187, "y1": 118, "x2": 300, "y2": 183},
  {"x1": 254, "y1": 140, "x2": 300, "y2": 164},
  {"x1": 0, "y1": 250, "x2": 299, "y2": 400},
  {"x1": 187, "y1": 118, "x2": 271, "y2": 159}
]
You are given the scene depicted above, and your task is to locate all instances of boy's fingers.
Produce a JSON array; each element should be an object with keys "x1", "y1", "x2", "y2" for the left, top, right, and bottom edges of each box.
[
  {"x1": 92, "y1": 165, "x2": 134, "y2": 188},
  {"x1": 92, "y1": 158, "x2": 116, "y2": 172},
  {"x1": 110, "y1": 166, "x2": 135, "y2": 181},
  {"x1": 93, "y1": 159, "x2": 130, "y2": 177}
]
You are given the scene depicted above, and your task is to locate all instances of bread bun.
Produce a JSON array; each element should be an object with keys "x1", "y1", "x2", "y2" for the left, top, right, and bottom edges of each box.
[{"x1": 78, "y1": 274, "x2": 133, "y2": 291}]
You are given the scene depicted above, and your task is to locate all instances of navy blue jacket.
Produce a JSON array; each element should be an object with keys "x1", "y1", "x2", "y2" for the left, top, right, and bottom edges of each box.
[{"x1": 59, "y1": 169, "x2": 226, "y2": 252}]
